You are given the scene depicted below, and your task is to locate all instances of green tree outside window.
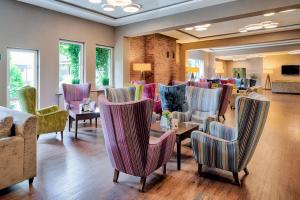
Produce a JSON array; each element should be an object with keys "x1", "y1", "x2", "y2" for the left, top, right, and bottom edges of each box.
[{"x1": 96, "y1": 47, "x2": 111, "y2": 86}]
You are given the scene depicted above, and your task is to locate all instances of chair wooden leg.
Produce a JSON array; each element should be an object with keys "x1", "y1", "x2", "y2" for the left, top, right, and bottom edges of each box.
[
  {"x1": 162, "y1": 164, "x2": 166, "y2": 175},
  {"x1": 222, "y1": 115, "x2": 226, "y2": 121},
  {"x1": 233, "y1": 172, "x2": 240, "y2": 186},
  {"x1": 244, "y1": 167, "x2": 249, "y2": 175},
  {"x1": 61, "y1": 131, "x2": 63, "y2": 141},
  {"x1": 29, "y1": 178, "x2": 34, "y2": 184},
  {"x1": 113, "y1": 169, "x2": 119, "y2": 183},
  {"x1": 198, "y1": 164, "x2": 202, "y2": 176},
  {"x1": 139, "y1": 177, "x2": 147, "y2": 192},
  {"x1": 37, "y1": 135, "x2": 39, "y2": 140}
]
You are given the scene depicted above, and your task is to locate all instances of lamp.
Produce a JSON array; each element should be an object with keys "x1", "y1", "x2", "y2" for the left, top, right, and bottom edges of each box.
[
  {"x1": 215, "y1": 62, "x2": 225, "y2": 78},
  {"x1": 186, "y1": 66, "x2": 199, "y2": 81},
  {"x1": 133, "y1": 63, "x2": 151, "y2": 81},
  {"x1": 263, "y1": 68, "x2": 273, "y2": 90}
]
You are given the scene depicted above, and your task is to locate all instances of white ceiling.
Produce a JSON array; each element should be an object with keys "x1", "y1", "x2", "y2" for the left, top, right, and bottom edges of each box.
[
  {"x1": 161, "y1": 9, "x2": 300, "y2": 43},
  {"x1": 17, "y1": 0, "x2": 236, "y2": 26}
]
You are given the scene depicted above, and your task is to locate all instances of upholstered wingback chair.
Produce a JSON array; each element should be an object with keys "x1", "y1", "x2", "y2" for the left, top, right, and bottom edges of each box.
[
  {"x1": 187, "y1": 81, "x2": 212, "y2": 88},
  {"x1": 142, "y1": 83, "x2": 162, "y2": 114},
  {"x1": 18, "y1": 86, "x2": 68, "y2": 139},
  {"x1": 62, "y1": 83, "x2": 91, "y2": 110},
  {"x1": 0, "y1": 106, "x2": 37, "y2": 189},
  {"x1": 191, "y1": 93, "x2": 270, "y2": 185},
  {"x1": 159, "y1": 84, "x2": 187, "y2": 112},
  {"x1": 105, "y1": 87, "x2": 159, "y2": 122},
  {"x1": 218, "y1": 84, "x2": 233, "y2": 121},
  {"x1": 98, "y1": 97, "x2": 176, "y2": 192},
  {"x1": 172, "y1": 86, "x2": 222, "y2": 131}
]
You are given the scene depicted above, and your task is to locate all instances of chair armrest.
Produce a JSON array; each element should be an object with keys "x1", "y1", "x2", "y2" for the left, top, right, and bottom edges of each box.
[
  {"x1": 209, "y1": 121, "x2": 236, "y2": 141},
  {"x1": 145, "y1": 130, "x2": 176, "y2": 176},
  {"x1": 37, "y1": 105, "x2": 59, "y2": 114},
  {"x1": 37, "y1": 110, "x2": 68, "y2": 131},
  {"x1": 172, "y1": 111, "x2": 192, "y2": 123},
  {"x1": 191, "y1": 131, "x2": 239, "y2": 172}
]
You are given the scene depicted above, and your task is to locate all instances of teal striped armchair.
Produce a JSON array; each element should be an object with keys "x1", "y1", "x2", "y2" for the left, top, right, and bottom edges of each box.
[{"x1": 191, "y1": 93, "x2": 270, "y2": 185}]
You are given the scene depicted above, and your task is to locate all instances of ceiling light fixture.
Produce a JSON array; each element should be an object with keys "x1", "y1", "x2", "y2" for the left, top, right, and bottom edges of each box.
[
  {"x1": 196, "y1": 27, "x2": 207, "y2": 31},
  {"x1": 107, "y1": 0, "x2": 132, "y2": 6},
  {"x1": 195, "y1": 24, "x2": 211, "y2": 28},
  {"x1": 240, "y1": 21, "x2": 279, "y2": 32},
  {"x1": 102, "y1": 4, "x2": 115, "y2": 11},
  {"x1": 89, "y1": 0, "x2": 102, "y2": 3},
  {"x1": 280, "y1": 9, "x2": 296, "y2": 13},
  {"x1": 288, "y1": 50, "x2": 300, "y2": 55},
  {"x1": 123, "y1": 4, "x2": 141, "y2": 12},
  {"x1": 263, "y1": 12, "x2": 275, "y2": 17},
  {"x1": 245, "y1": 24, "x2": 263, "y2": 31},
  {"x1": 239, "y1": 28, "x2": 247, "y2": 33},
  {"x1": 264, "y1": 22, "x2": 279, "y2": 29},
  {"x1": 185, "y1": 27, "x2": 194, "y2": 31}
]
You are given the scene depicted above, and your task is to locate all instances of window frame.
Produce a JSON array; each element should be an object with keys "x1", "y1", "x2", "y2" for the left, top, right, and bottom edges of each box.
[{"x1": 95, "y1": 45, "x2": 114, "y2": 88}]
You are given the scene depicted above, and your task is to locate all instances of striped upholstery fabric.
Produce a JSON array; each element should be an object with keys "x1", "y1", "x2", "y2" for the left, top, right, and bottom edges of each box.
[
  {"x1": 172, "y1": 86, "x2": 222, "y2": 131},
  {"x1": 191, "y1": 93, "x2": 270, "y2": 173},
  {"x1": 187, "y1": 81, "x2": 212, "y2": 88},
  {"x1": 142, "y1": 83, "x2": 162, "y2": 114},
  {"x1": 62, "y1": 83, "x2": 91, "y2": 110},
  {"x1": 98, "y1": 97, "x2": 176, "y2": 177},
  {"x1": 105, "y1": 87, "x2": 136, "y2": 102},
  {"x1": 218, "y1": 84, "x2": 233, "y2": 118}
]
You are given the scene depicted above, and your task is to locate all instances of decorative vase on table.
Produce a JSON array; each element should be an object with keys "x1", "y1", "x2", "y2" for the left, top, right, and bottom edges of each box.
[{"x1": 160, "y1": 111, "x2": 172, "y2": 129}]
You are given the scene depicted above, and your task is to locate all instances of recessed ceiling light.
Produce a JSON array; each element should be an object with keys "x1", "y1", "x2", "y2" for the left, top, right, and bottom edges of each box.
[
  {"x1": 288, "y1": 50, "x2": 300, "y2": 54},
  {"x1": 239, "y1": 28, "x2": 247, "y2": 33},
  {"x1": 107, "y1": 0, "x2": 132, "y2": 6},
  {"x1": 280, "y1": 9, "x2": 297, "y2": 13},
  {"x1": 263, "y1": 12, "x2": 275, "y2": 17},
  {"x1": 185, "y1": 27, "x2": 194, "y2": 31},
  {"x1": 195, "y1": 24, "x2": 211, "y2": 28},
  {"x1": 245, "y1": 24, "x2": 263, "y2": 31},
  {"x1": 123, "y1": 4, "x2": 141, "y2": 12},
  {"x1": 102, "y1": 4, "x2": 115, "y2": 11},
  {"x1": 89, "y1": 0, "x2": 102, "y2": 3},
  {"x1": 195, "y1": 27, "x2": 207, "y2": 31}
]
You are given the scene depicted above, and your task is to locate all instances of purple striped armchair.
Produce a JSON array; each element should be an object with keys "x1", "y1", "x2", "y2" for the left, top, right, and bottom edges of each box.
[
  {"x1": 191, "y1": 93, "x2": 270, "y2": 185},
  {"x1": 98, "y1": 97, "x2": 176, "y2": 192},
  {"x1": 62, "y1": 83, "x2": 91, "y2": 110},
  {"x1": 218, "y1": 84, "x2": 233, "y2": 121}
]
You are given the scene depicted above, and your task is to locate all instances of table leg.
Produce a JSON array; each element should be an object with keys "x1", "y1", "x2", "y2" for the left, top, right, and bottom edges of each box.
[
  {"x1": 75, "y1": 119, "x2": 78, "y2": 139},
  {"x1": 176, "y1": 137, "x2": 181, "y2": 170},
  {"x1": 90, "y1": 118, "x2": 92, "y2": 126},
  {"x1": 95, "y1": 117, "x2": 98, "y2": 128},
  {"x1": 68, "y1": 117, "x2": 72, "y2": 132}
]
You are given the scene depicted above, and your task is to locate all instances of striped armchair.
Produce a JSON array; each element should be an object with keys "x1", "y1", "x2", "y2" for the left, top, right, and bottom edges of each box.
[
  {"x1": 98, "y1": 97, "x2": 176, "y2": 192},
  {"x1": 172, "y1": 86, "x2": 222, "y2": 131},
  {"x1": 191, "y1": 93, "x2": 270, "y2": 185},
  {"x1": 62, "y1": 83, "x2": 91, "y2": 110}
]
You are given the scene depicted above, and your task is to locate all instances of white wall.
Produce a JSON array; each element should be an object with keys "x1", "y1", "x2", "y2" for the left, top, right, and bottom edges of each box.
[
  {"x1": 0, "y1": 0, "x2": 114, "y2": 107},
  {"x1": 188, "y1": 50, "x2": 216, "y2": 79}
]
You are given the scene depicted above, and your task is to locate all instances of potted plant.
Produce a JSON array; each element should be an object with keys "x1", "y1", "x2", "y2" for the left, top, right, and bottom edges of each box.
[
  {"x1": 101, "y1": 77, "x2": 109, "y2": 86},
  {"x1": 160, "y1": 110, "x2": 172, "y2": 129}
]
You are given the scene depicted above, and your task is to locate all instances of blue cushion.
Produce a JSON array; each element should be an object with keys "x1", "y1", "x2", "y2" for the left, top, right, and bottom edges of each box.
[{"x1": 159, "y1": 84, "x2": 187, "y2": 112}]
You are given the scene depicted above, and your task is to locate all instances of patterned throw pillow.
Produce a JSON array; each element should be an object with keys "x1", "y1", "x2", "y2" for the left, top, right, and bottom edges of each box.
[{"x1": 0, "y1": 116, "x2": 13, "y2": 138}]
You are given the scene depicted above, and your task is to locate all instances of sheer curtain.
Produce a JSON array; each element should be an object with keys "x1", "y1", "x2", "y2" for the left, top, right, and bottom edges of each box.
[{"x1": 188, "y1": 59, "x2": 205, "y2": 80}]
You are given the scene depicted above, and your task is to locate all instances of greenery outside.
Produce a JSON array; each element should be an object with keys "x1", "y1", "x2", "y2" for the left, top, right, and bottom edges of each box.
[
  {"x1": 96, "y1": 47, "x2": 111, "y2": 86},
  {"x1": 9, "y1": 64, "x2": 24, "y2": 109}
]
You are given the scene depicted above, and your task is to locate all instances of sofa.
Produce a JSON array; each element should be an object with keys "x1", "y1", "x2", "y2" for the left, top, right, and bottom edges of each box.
[{"x1": 0, "y1": 106, "x2": 37, "y2": 189}]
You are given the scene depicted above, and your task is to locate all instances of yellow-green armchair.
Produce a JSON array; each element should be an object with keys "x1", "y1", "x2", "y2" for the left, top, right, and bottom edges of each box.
[{"x1": 17, "y1": 86, "x2": 68, "y2": 140}]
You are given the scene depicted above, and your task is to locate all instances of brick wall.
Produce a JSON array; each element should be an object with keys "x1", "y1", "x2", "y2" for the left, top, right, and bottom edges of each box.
[{"x1": 129, "y1": 33, "x2": 178, "y2": 85}]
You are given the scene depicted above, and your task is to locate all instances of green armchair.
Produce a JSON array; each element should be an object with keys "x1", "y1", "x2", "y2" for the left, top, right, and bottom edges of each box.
[{"x1": 18, "y1": 86, "x2": 68, "y2": 140}]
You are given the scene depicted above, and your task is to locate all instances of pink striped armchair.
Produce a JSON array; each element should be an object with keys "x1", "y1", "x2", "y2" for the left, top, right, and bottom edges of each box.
[
  {"x1": 98, "y1": 97, "x2": 176, "y2": 192},
  {"x1": 62, "y1": 83, "x2": 91, "y2": 110}
]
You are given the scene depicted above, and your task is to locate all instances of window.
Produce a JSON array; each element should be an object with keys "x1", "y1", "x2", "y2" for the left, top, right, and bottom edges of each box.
[
  {"x1": 59, "y1": 41, "x2": 84, "y2": 88},
  {"x1": 95, "y1": 46, "x2": 112, "y2": 87},
  {"x1": 7, "y1": 48, "x2": 38, "y2": 110},
  {"x1": 188, "y1": 59, "x2": 205, "y2": 79}
]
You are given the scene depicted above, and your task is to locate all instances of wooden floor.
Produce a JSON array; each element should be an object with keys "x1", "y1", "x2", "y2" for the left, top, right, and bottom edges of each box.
[{"x1": 0, "y1": 92, "x2": 299, "y2": 200}]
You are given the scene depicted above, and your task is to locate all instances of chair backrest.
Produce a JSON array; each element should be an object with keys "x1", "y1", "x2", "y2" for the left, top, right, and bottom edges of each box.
[
  {"x1": 187, "y1": 81, "x2": 212, "y2": 88},
  {"x1": 98, "y1": 97, "x2": 153, "y2": 177},
  {"x1": 236, "y1": 93, "x2": 270, "y2": 171},
  {"x1": 142, "y1": 83, "x2": 156, "y2": 100},
  {"x1": 130, "y1": 80, "x2": 146, "y2": 85},
  {"x1": 18, "y1": 86, "x2": 37, "y2": 115},
  {"x1": 218, "y1": 84, "x2": 233, "y2": 116},
  {"x1": 62, "y1": 83, "x2": 91, "y2": 103},
  {"x1": 105, "y1": 87, "x2": 136, "y2": 102},
  {"x1": 186, "y1": 86, "x2": 222, "y2": 114},
  {"x1": 159, "y1": 84, "x2": 186, "y2": 112}
]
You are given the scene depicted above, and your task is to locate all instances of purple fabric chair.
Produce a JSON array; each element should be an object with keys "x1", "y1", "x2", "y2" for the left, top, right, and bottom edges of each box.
[
  {"x1": 98, "y1": 97, "x2": 176, "y2": 192},
  {"x1": 218, "y1": 84, "x2": 233, "y2": 121},
  {"x1": 142, "y1": 83, "x2": 162, "y2": 114},
  {"x1": 62, "y1": 83, "x2": 91, "y2": 110}
]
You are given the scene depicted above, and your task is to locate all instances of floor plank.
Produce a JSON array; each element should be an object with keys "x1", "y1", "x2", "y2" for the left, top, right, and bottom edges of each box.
[{"x1": 0, "y1": 91, "x2": 299, "y2": 200}]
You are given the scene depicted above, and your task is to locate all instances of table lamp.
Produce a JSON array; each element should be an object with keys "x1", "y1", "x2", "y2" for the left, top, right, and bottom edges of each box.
[
  {"x1": 133, "y1": 63, "x2": 151, "y2": 80},
  {"x1": 263, "y1": 68, "x2": 273, "y2": 90},
  {"x1": 186, "y1": 66, "x2": 199, "y2": 81}
]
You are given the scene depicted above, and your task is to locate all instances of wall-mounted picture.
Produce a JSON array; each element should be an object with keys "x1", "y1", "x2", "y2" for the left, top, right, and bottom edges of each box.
[{"x1": 233, "y1": 68, "x2": 246, "y2": 78}]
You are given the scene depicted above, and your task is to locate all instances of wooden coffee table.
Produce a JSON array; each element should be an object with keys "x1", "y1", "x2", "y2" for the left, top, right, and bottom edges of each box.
[
  {"x1": 151, "y1": 122, "x2": 199, "y2": 170},
  {"x1": 68, "y1": 108, "x2": 100, "y2": 139}
]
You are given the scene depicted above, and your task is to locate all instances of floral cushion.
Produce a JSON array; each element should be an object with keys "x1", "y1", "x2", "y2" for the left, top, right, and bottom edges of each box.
[
  {"x1": 0, "y1": 116, "x2": 13, "y2": 138},
  {"x1": 159, "y1": 84, "x2": 187, "y2": 112}
]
